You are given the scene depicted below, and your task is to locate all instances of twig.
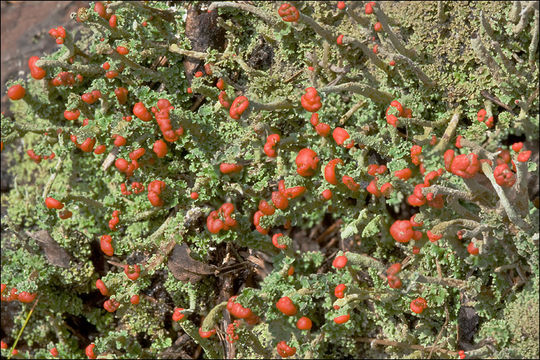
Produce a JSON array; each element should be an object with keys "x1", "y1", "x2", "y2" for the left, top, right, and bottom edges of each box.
[
  {"x1": 320, "y1": 82, "x2": 393, "y2": 105},
  {"x1": 208, "y1": 2, "x2": 278, "y2": 26},
  {"x1": 299, "y1": 13, "x2": 334, "y2": 43},
  {"x1": 356, "y1": 337, "x2": 458, "y2": 356},
  {"x1": 8, "y1": 296, "x2": 40, "y2": 360},
  {"x1": 372, "y1": 5, "x2": 417, "y2": 59},
  {"x1": 428, "y1": 305, "x2": 450, "y2": 359},
  {"x1": 64, "y1": 194, "x2": 105, "y2": 210},
  {"x1": 514, "y1": 1, "x2": 537, "y2": 34},
  {"x1": 480, "y1": 90, "x2": 516, "y2": 115},
  {"x1": 434, "y1": 109, "x2": 460, "y2": 153},
  {"x1": 529, "y1": 9, "x2": 539, "y2": 65},
  {"x1": 42, "y1": 156, "x2": 64, "y2": 200},
  {"x1": 339, "y1": 100, "x2": 365, "y2": 125},
  {"x1": 422, "y1": 185, "x2": 475, "y2": 202},
  {"x1": 509, "y1": 1, "x2": 522, "y2": 23}
]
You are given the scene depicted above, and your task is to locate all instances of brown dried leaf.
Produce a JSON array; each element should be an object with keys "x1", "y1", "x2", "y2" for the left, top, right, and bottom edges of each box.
[
  {"x1": 167, "y1": 243, "x2": 216, "y2": 283},
  {"x1": 30, "y1": 230, "x2": 71, "y2": 268}
]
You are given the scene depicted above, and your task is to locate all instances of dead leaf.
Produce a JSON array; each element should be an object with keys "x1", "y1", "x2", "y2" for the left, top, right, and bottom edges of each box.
[
  {"x1": 29, "y1": 230, "x2": 71, "y2": 268},
  {"x1": 167, "y1": 243, "x2": 216, "y2": 283}
]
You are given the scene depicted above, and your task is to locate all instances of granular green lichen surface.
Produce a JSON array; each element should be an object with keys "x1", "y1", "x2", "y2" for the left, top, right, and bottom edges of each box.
[{"x1": 1, "y1": 1, "x2": 538, "y2": 359}]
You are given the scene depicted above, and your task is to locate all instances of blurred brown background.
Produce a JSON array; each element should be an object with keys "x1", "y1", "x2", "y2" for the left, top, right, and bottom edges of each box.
[{"x1": 1, "y1": 1, "x2": 89, "y2": 114}]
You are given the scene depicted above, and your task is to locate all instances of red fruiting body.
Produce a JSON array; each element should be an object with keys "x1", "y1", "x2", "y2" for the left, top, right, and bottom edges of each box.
[
  {"x1": 100, "y1": 235, "x2": 114, "y2": 256},
  {"x1": 133, "y1": 102, "x2": 152, "y2": 121},
  {"x1": 190, "y1": 192, "x2": 199, "y2": 200},
  {"x1": 272, "y1": 190, "x2": 289, "y2": 210},
  {"x1": 335, "y1": 284, "x2": 346, "y2": 298},
  {"x1": 227, "y1": 296, "x2": 255, "y2": 319},
  {"x1": 477, "y1": 109, "x2": 487, "y2": 122},
  {"x1": 333, "y1": 127, "x2": 354, "y2": 148},
  {"x1": 272, "y1": 233, "x2": 287, "y2": 250},
  {"x1": 109, "y1": 14, "x2": 117, "y2": 28},
  {"x1": 343, "y1": 175, "x2": 360, "y2": 191},
  {"x1": 259, "y1": 199, "x2": 276, "y2": 215},
  {"x1": 374, "y1": 22, "x2": 382, "y2": 32},
  {"x1": 104, "y1": 298, "x2": 120, "y2": 312},
  {"x1": 130, "y1": 295, "x2": 140, "y2": 305},
  {"x1": 7, "y1": 84, "x2": 25, "y2": 100},
  {"x1": 105, "y1": 70, "x2": 119, "y2": 79},
  {"x1": 297, "y1": 316, "x2": 313, "y2": 330},
  {"x1": 390, "y1": 220, "x2": 414, "y2": 243},
  {"x1": 28, "y1": 56, "x2": 47, "y2": 79},
  {"x1": 493, "y1": 163, "x2": 516, "y2": 187},
  {"x1": 366, "y1": 179, "x2": 381, "y2": 197},
  {"x1": 58, "y1": 210, "x2": 72, "y2": 219},
  {"x1": 315, "y1": 123, "x2": 331, "y2": 137},
  {"x1": 96, "y1": 279, "x2": 109, "y2": 296},
  {"x1": 394, "y1": 168, "x2": 412, "y2": 180},
  {"x1": 410, "y1": 297, "x2": 427, "y2": 314},
  {"x1": 172, "y1": 308, "x2": 185, "y2": 322},
  {"x1": 310, "y1": 113, "x2": 319, "y2": 126},
  {"x1": 283, "y1": 185, "x2": 306, "y2": 200},
  {"x1": 116, "y1": 46, "x2": 129, "y2": 55},
  {"x1": 337, "y1": 1, "x2": 346, "y2": 10},
  {"x1": 114, "y1": 87, "x2": 128, "y2": 104},
  {"x1": 153, "y1": 139, "x2": 168, "y2": 158},
  {"x1": 321, "y1": 189, "x2": 332, "y2": 200},
  {"x1": 198, "y1": 327, "x2": 216, "y2": 338},
  {"x1": 467, "y1": 241, "x2": 479, "y2": 255},
  {"x1": 517, "y1": 150, "x2": 532, "y2": 162},
  {"x1": 216, "y1": 78, "x2": 226, "y2": 90},
  {"x1": 194, "y1": 71, "x2": 203, "y2": 78},
  {"x1": 17, "y1": 291, "x2": 37, "y2": 303},
  {"x1": 333, "y1": 255, "x2": 348, "y2": 268},
  {"x1": 325, "y1": 159, "x2": 344, "y2": 185},
  {"x1": 295, "y1": 148, "x2": 319, "y2": 176},
  {"x1": 218, "y1": 91, "x2": 231, "y2": 108},
  {"x1": 147, "y1": 180, "x2": 166, "y2": 207},
  {"x1": 386, "y1": 263, "x2": 402, "y2": 276},
  {"x1": 264, "y1": 134, "x2": 281, "y2": 157},
  {"x1": 276, "y1": 296, "x2": 297, "y2": 316},
  {"x1": 301, "y1": 87, "x2": 322, "y2": 112},
  {"x1": 124, "y1": 264, "x2": 141, "y2": 281},
  {"x1": 337, "y1": 34, "x2": 344, "y2": 45},
  {"x1": 94, "y1": 145, "x2": 106, "y2": 154},
  {"x1": 85, "y1": 344, "x2": 97, "y2": 359},
  {"x1": 94, "y1": 1, "x2": 110, "y2": 19},
  {"x1": 410, "y1": 214, "x2": 423, "y2": 227},
  {"x1": 511, "y1": 142, "x2": 523, "y2": 153},
  {"x1": 64, "y1": 109, "x2": 80, "y2": 121},
  {"x1": 373, "y1": 44, "x2": 378, "y2": 53},
  {"x1": 45, "y1": 197, "x2": 64, "y2": 210},
  {"x1": 229, "y1": 96, "x2": 249, "y2": 119},
  {"x1": 446, "y1": 152, "x2": 481, "y2": 178},
  {"x1": 278, "y1": 3, "x2": 299, "y2": 22},
  {"x1": 387, "y1": 275, "x2": 402, "y2": 289},
  {"x1": 204, "y1": 63, "x2": 213, "y2": 75},
  {"x1": 277, "y1": 341, "x2": 297, "y2": 358},
  {"x1": 220, "y1": 163, "x2": 243, "y2": 174},
  {"x1": 365, "y1": 1, "x2": 375, "y2": 15},
  {"x1": 50, "y1": 347, "x2": 59, "y2": 357},
  {"x1": 333, "y1": 314, "x2": 351, "y2": 324}
]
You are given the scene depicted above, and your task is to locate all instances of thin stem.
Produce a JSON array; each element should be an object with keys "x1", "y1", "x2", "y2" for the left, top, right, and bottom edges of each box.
[
  {"x1": 42, "y1": 156, "x2": 64, "y2": 200},
  {"x1": 529, "y1": 9, "x2": 539, "y2": 65},
  {"x1": 8, "y1": 296, "x2": 40, "y2": 360},
  {"x1": 372, "y1": 5, "x2": 417, "y2": 59},
  {"x1": 434, "y1": 109, "x2": 460, "y2": 153},
  {"x1": 514, "y1": 1, "x2": 537, "y2": 34},
  {"x1": 320, "y1": 82, "x2": 393, "y2": 105},
  {"x1": 422, "y1": 185, "x2": 475, "y2": 202},
  {"x1": 339, "y1": 100, "x2": 365, "y2": 125},
  {"x1": 356, "y1": 337, "x2": 458, "y2": 356},
  {"x1": 299, "y1": 13, "x2": 334, "y2": 43},
  {"x1": 208, "y1": 2, "x2": 278, "y2": 26},
  {"x1": 392, "y1": 54, "x2": 436, "y2": 87},
  {"x1": 509, "y1": 1, "x2": 522, "y2": 23}
]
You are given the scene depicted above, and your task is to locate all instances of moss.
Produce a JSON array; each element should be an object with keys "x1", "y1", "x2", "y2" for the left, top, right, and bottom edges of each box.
[{"x1": 505, "y1": 284, "x2": 540, "y2": 359}]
